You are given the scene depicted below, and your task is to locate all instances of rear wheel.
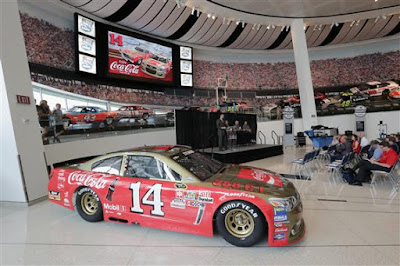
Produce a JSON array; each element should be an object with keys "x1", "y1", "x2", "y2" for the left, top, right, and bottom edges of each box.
[
  {"x1": 216, "y1": 201, "x2": 266, "y2": 247},
  {"x1": 76, "y1": 187, "x2": 103, "y2": 222},
  {"x1": 142, "y1": 113, "x2": 149, "y2": 119},
  {"x1": 105, "y1": 117, "x2": 113, "y2": 125}
]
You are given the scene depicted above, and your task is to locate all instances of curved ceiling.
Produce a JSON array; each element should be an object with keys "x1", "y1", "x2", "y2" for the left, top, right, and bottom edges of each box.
[
  {"x1": 61, "y1": 0, "x2": 400, "y2": 50},
  {"x1": 208, "y1": 0, "x2": 400, "y2": 18}
]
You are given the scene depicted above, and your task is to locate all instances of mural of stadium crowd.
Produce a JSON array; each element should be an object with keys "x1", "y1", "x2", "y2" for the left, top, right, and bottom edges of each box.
[{"x1": 21, "y1": 12, "x2": 400, "y2": 143}]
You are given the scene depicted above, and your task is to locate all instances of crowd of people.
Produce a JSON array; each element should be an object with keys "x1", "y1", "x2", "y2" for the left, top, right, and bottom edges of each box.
[
  {"x1": 31, "y1": 73, "x2": 277, "y2": 108},
  {"x1": 20, "y1": 12, "x2": 400, "y2": 92},
  {"x1": 20, "y1": 12, "x2": 75, "y2": 71},
  {"x1": 328, "y1": 132, "x2": 399, "y2": 186},
  {"x1": 193, "y1": 51, "x2": 400, "y2": 90}
]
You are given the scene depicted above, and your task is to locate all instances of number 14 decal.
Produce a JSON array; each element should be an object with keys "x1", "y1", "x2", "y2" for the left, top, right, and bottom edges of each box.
[{"x1": 129, "y1": 182, "x2": 165, "y2": 216}]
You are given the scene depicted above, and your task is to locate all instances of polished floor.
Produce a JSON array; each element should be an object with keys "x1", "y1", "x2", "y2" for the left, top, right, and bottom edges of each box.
[{"x1": 1, "y1": 147, "x2": 399, "y2": 265}]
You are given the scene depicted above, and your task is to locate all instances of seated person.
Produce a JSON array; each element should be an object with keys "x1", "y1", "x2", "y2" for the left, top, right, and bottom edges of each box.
[
  {"x1": 367, "y1": 140, "x2": 382, "y2": 160},
  {"x1": 330, "y1": 135, "x2": 352, "y2": 162},
  {"x1": 388, "y1": 137, "x2": 399, "y2": 154},
  {"x1": 350, "y1": 142, "x2": 398, "y2": 186}
]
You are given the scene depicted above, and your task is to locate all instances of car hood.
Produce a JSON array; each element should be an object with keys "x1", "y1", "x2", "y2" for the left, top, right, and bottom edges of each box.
[
  {"x1": 145, "y1": 59, "x2": 167, "y2": 67},
  {"x1": 207, "y1": 165, "x2": 296, "y2": 197}
]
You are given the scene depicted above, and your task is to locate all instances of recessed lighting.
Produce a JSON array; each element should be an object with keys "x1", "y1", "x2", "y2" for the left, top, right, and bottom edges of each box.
[
  {"x1": 191, "y1": 7, "x2": 195, "y2": 15},
  {"x1": 267, "y1": 24, "x2": 271, "y2": 30},
  {"x1": 207, "y1": 13, "x2": 211, "y2": 18}
]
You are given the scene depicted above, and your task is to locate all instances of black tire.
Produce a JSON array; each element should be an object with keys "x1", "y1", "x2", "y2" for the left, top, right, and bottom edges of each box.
[
  {"x1": 105, "y1": 117, "x2": 113, "y2": 125},
  {"x1": 216, "y1": 200, "x2": 266, "y2": 247},
  {"x1": 142, "y1": 113, "x2": 149, "y2": 120},
  {"x1": 76, "y1": 187, "x2": 103, "y2": 222}
]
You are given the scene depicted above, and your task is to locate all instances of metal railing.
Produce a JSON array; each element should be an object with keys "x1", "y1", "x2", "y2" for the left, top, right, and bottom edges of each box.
[
  {"x1": 271, "y1": 130, "x2": 279, "y2": 145},
  {"x1": 258, "y1": 131, "x2": 266, "y2": 144}
]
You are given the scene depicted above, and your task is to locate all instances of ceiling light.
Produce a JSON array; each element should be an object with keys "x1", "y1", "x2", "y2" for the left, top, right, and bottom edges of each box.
[
  {"x1": 382, "y1": 15, "x2": 386, "y2": 19},
  {"x1": 356, "y1": 20, "x2": 360, "y2": 26},
  {"x1": 313, "y1": 25, "x2": 318, "y2": 30},
  {"x1": 176, "y1": 0, "x2": 181, "y2": 8},
  {"x1": 252, "y1": 24, "x2": 256, "y2": 30},
  {"x1": 257, "y1": 24, "x2": 261, "y2": 30},
  {"x1": 241, "y1": 21, "x2": 245, "y2": 28},
  {"x1": 196, "y1": 9, "x2": 200, "y2": 17},
  {"x1": 272, "y1": 24, "x2": 276, "y2": 29},
  {"x1": 374, "y1": 16, "x2": 379, "y2": 23},
  {"x1": 303, "y1": 25, "x2": 306, "y2": 30},
  {"x1": 281, "y1": 26, "x2": 285, "y2": 32},
  {"x1": 318, "y1": 24, "x2": 322, "y2": 30},
  {"x1": 350, "y1": 20, "x2": 355, "y2": 27},
  {"x1": 286, "y1": 25, "x2": 290, "y2": 31},
  {"x1": 374, "y1": 0, "x2": 378, "y2": 2},
  {"x1": 236, "y1": 20, "x2": 240, "y2": 25},
  {"x1": 207, "y1": 13, "x2": 211, "y2": 18},
  {"x1": 191, "y1": 7, "x2": 195, "y2": 15},
  {"x1": 212, "y1": 14, "x2": 216, "y2": 20},
  {"x1": 335, "y1": 22, "x2": 339, "y2": 26},
  {"x1": 330, "y1": 23, "x2": 334, "y2": 28},
  {"x1": 267, "y1": 24, "x2": 271, "y2": 30}
]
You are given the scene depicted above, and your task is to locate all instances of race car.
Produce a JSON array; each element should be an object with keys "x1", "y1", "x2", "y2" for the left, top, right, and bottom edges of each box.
[
  {"x1": 117, "y1": 105, "x2": 154, "y2": 119},
  {"x1": 210, "y1": 102, "x2": 249, "y2": 113},
  {"x1": 389, "y1": 88, "x2": 400, "y2": 100},
  {"x1": 141, "y1": 54, "x2": 172, "y2": 79},
  {"x1": 119, "y1": 46, "x2": 152, "y2": 65},
  {"x1": 362, "y1": 81, "x2": 398, "y2": 97},
  {"x1": 64, "y1": 106, "x2": 120, "y2": 125},
  {"x1": 48, "y1": 145, "x2": 305, "y2": 247}
]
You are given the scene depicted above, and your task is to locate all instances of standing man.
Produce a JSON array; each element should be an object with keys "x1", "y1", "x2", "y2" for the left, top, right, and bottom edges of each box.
[
  {"x1": 216, "y1": 114, "x2": 227, "y2": 151},
  {"x1": 359, "y1": 133, "x2": 369, "y2": 148}
]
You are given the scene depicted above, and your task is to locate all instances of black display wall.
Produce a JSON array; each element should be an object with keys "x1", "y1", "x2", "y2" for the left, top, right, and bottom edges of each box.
[{"x1": 176, "y1": 111, "x2": 257, "y2": 150}]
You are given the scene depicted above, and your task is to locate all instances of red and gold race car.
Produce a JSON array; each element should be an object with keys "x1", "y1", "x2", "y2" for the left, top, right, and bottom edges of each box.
[
  {"x1": 117, "y1": 105, "x2": 154, "y2": 120},
  {"x1": 141, "y1": 54, "x2": 172, "y2": 79},
  {"x1": 64, "y1": 106, "x2": 120, "y2": 125},
  {"x1": 119, "y1": 46, "x2": 152, "y2": 65},
  {"x1": 48, "y1": 145, "x2": 305, "y2": 247}
]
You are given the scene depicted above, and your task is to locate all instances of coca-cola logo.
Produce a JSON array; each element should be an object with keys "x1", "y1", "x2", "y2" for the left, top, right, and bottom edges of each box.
[
  {"x1": 110, "y1": 61, "x2": 139, "y2": 74},
  {"x1": 67, "y1": 171, "x2": 109, "y2": 189}
]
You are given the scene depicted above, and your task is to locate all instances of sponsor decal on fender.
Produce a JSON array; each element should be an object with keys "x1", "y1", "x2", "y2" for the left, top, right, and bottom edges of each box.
[
  {"x1": 170, "y1": 198, "x2": 186, "y2": 209},
  {"x1": 186, "y1": 200, "x2": 202, "y2": 207},
  {"x1": 274, "y1": 207, "x2": 288, "y2": 222},
  {"x1": 184, "y1": 191, "x2": 197, "y2": 200},
  {"x1": 63, "y1": 192, "x2": 70, "y2": 207},
  {"x1": 274, "y1": 232, "x2": 286, "y2": 241},
  {"x1": 219, "y1": 192, "x2": 256, "y2": 201},
  {"x1": 275, "y1": 227, "x2": 288, "y2": 233},
  {"x1": 220, "y1": 202, "x2": 258, "y2": 218},
  {"x1": 198, "y1": 191, "x2": 213, "y2": 203},
  {"x1": 68, "y1": 171, "x2": 110, "y2": 189},
  {"x1": 48, "y1": 191, "x2": 61, "y2": 201},
  {"x1": 274, "y1": 221, "x2": 290, "y2": 227},
  {"x1": 103, "y1": 203, "x2": 126, "y2": 212}
]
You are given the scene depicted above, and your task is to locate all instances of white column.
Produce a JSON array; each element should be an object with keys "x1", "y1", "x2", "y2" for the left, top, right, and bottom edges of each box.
[
  {"x1": 291, "y1": 19, "x2": 318, "y2": 129},
  {"x1": 1, "y1": 0, "x2": 49, "y2": 203}
]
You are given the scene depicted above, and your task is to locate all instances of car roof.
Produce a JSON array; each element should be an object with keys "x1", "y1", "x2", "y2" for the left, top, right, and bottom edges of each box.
[{"x1": 121, "y1": 145, "x2": 192, "y2": 156}]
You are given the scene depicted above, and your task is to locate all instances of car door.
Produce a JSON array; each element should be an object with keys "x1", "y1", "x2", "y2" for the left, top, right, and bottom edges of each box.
[{"x1": 114, "y1": 154, "x2": 200, "y2": 230}]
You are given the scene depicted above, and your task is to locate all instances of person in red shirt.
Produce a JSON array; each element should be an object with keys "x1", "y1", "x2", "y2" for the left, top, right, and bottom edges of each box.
[
  {"x1": 350, "y1": 142, "x2": 398, "y2": 186},
  {"x1": 352, "y1": 134, "x2": 361, "y2": 154}
]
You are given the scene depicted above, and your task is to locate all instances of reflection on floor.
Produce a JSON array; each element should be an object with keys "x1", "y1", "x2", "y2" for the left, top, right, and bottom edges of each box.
[{"x1": 1, "y1": 147, "x2": 399, "y2": 265}]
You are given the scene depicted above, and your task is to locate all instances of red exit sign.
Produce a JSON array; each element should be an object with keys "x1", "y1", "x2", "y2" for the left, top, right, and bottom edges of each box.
[{"x1": 16, "y1": 95, "x2": 31, "y2": 104}]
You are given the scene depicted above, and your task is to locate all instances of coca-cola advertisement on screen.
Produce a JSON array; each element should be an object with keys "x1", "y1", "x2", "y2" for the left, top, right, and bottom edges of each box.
[{"x1": 108, "y1": 31, "x2": 173, "y2": 82}]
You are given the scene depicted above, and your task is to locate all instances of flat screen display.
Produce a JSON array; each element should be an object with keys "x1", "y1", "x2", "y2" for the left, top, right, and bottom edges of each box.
[
  {"x1": 108, "y1": 31, "x2": 173, "y2": 82},
  {"x1": 356, "y1": 121, "x2": 365, "y2": 132},
  {"x1": 285, "y1": 123, "x2": 293, "y2": 134}
]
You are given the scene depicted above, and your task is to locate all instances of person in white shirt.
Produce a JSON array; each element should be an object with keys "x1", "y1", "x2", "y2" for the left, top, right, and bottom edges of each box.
[{"x1": 359, "y1": 133, "x2": 369, "y2": 148}]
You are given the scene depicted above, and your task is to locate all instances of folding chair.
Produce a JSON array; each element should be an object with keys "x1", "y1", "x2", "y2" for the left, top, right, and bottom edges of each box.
[
  {"x1": 291, "y1": 150, "x2": 318, "y2": 180},
  {"x1": 325, "y1": 153, "x2": 353, "y2": 182},
  {"x1": 371, "y1": 160, "x2": 400, "y2": 191}
]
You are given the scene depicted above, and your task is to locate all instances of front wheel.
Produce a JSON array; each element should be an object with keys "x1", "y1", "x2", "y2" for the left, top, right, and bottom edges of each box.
[
  {"x1": 76, "y1": 187, "x2": 103, "y2": 222},
  {"x1": 216, "y1": 201, "x2": 266, "y2": 247},
  {"x1": 105, "y1": 117, "x2": 114, "y2": 125}
]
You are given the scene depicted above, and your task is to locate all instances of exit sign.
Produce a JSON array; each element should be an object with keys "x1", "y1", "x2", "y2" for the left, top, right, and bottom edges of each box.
[{"x1": 16, "y1": 95, "x2": 30, "y2": 104}]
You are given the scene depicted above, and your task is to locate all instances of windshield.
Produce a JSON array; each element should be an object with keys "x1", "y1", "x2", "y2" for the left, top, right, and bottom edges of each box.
[
  {"x1": 135, "y1": 47, "x2": 145, "y2": 53},
  {"x1": 171, "y1": 150, "x2": 223, "y2": 181},
  {"x1": 151, "y1": 55, "x2": 168, "y2": 64}
]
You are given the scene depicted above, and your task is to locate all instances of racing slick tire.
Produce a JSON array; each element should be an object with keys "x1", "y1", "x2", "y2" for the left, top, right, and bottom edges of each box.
[
  {"x1": 76, "y1": 187, "x2": 104, "y2": 222},
  {"x1": 216, "y1": 200, "x2": 266, "y2": 247},
  {"x1": 105, "y1": 117, "x2": 114, "y2": 125}
]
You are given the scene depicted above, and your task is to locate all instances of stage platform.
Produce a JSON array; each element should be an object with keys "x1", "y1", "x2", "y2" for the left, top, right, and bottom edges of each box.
[{"x1": 202, "y1": 144, "x2": 283, "y2": 164}]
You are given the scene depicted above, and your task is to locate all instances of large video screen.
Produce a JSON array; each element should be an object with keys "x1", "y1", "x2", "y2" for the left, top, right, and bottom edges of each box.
[{"x1": 108, "y1": 31, "x2": 173, "y2": 82}]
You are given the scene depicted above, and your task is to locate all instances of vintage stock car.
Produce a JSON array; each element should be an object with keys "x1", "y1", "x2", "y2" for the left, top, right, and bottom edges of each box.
[{"x1": 48, "y1": 145, "x2": 305, "y2": 247}]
